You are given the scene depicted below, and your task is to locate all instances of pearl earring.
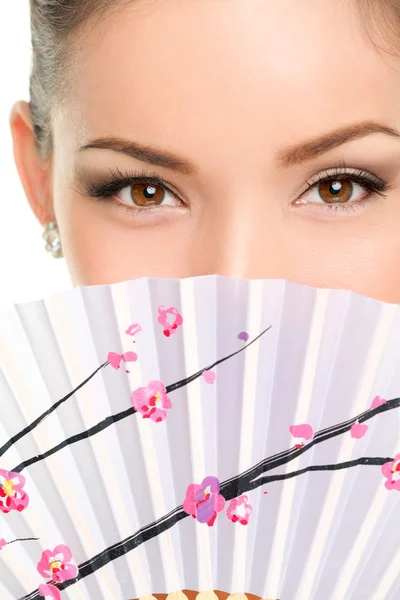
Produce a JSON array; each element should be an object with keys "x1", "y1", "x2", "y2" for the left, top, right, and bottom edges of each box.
[{"x1": 43, "y1": 221, "x2": 63, "y2": 259}]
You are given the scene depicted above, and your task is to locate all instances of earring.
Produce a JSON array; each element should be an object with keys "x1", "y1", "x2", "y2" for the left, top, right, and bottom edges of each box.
[{"x1": 43, "y1": 221, "x2": 63, "y2": 259}]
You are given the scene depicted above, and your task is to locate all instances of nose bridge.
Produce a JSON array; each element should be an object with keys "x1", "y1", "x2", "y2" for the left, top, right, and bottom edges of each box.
[{"x1": 197, "y1": 184, "x2": 288, "y2": 279}]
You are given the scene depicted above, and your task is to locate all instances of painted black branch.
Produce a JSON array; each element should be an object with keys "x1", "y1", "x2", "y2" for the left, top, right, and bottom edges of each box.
[
  {"x1": 20, "y1": 454, "x2": 392, "y2": 600},
  {"x1": 21, "y1": 507, "x2": 187, "y2": 600},
  {"x1": 12, "y1": 327, "x2": 272, "y2": 473},
  {"x1": 312, "y1": 396, "x2": 400, "y2": 443},
  {"x1": 8, "y1": 538, "x2": 39, "y2": 545},
  {"x1": 0, "y1": 362, "x2": 109, "y2": 458},
  {"x1": 244, "y1": 456, "x2": 393, "y2": 490},
  {"x1": 165, "y1": 325, "x2": 272, "y2": 393},
  {"x1": 12, "y1": 407, "x2": 136, "y2": 473},
  {"x1": 20, "y1": 398, "x2": 400, "y2": 600},
  {"x1": 220, "y1": 397, "x2": 400, "y2": 496}
]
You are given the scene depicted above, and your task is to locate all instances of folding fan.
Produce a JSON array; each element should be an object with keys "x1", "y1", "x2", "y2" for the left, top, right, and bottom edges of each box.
[{"x1": 0, "y1": 276, "x2": 399, "y2": 600}]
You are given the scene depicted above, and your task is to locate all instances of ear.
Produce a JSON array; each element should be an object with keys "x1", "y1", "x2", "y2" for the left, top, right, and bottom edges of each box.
[{"x1": 9, "y1": 100, "x2": 54, "y2": 226}]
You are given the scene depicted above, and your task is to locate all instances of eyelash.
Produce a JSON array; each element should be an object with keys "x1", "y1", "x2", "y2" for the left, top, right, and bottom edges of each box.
[
  {"x1": 84, "y1": 165, "x2": 390, "y2": 215},
  {"x1": 300, "y1": 166, "x2": 390, "y2": 213},
  {"x1": 85, "y1": 167, "x2": 182, "y2": 215}
]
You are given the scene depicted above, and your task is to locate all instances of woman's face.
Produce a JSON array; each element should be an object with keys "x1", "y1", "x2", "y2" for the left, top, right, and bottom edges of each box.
[{"x1": 13, "y1": 0, "x2": 400, "y2": 301}]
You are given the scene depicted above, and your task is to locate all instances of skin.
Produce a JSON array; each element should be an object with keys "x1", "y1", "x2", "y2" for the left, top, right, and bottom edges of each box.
[{"x1": 9, "y1": 0, "x2": 400, "y2": 303}]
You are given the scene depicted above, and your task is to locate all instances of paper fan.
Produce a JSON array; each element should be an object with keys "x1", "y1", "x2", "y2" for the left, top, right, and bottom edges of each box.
[{"x1": 0, "y1": 276, "x2": 399, "y2": 600}]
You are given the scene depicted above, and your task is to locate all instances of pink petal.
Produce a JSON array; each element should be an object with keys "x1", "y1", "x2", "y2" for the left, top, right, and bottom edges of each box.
[
  {"x1": 108, "y1": 352, "x2": 122, "y2": 369},
  {"x1": 163, "y1": 395, "x2": 173, "y2": 409},
  {"x1": 202, "y1": 370, "x2": 216, "y2": 384},
  {"x1": 158, "y1": 306, "x2": 183, "y2": 329},
  {"x1": 289, "y1": 423, "x2": 314, "y2": 440},
  {"x1": 150, "y1": 408, "x2": 167, "y2": 423},
  {"x1": 0, "y1": 470, "x2": 25, "y2": 489},
  {"x1": 382, "y1": 461, "x2": 395, "y2": 479},
  {"x1": 53, "y1": 544, "x2": 72, "y2": 563},
  {"x1": 53, "y1": 562, "x2": 78, "y2": 582},
  {"x1": 147, "y1": 380, "x2": 167, "y2": 394},
  {"x1": 125, "y1": 324, "x2": 142, "y2": 336},
  {"x1": 385, "y1": 479, "x2": 400, "y2": 491},
  {"x1": 121, "y1": 351, "x2": 138, "y2": 363},
  {"x1": 215, "y1": 493, "x2": 226, "y2": 512},
  {"x1": 350, "y1": 422, "x2": 369, "y2": 439},
  {"x1": 370, "y1": 395, "x2": 387, "y2": 410},
  {"x1": 382, "y1": 455, "x2": 400, "y2": 491}
]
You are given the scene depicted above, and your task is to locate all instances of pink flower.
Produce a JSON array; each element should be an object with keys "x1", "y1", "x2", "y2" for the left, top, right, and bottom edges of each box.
[
  {"x1": 0, "y1": 538, "x2": 7, "y2": 550},
  {"x1": 183, "y1": 476, "x2": 225, "y2": 526},
  {"x1": 370, "y1": 395, "x2": 387, "y2": 410},
  {"x1": 0, "y1": 469, "x2": 29, "y2": 514},
  {"x1": 131, "y1": 380, "x2": 172, "y2": 422},
  {"x1": 226, "y1": 495, "x2": 253, "y2": 525},
  {"x1": 289, "y1": 424, "x2": 314, "y2": 449},
  {"x1": 202, "y1": 370, "x2": 216, "y2": 384},
  {"x1": 350, "y1": 422, "x2": 369, "y2": 439},
  {"x1": 125, "y1": 323, "x2": 142, "y2": 337},
  {"x1": 37, "y1": 544, "x2": 78, "y2": 583},
  {"x1": 382, "y1": 454, "x2": 400, "y2": 491},
  {"x1": 38, "y1": 584, "x2": 61, "y2": 600},
  {"x1": 158, "y1": 306, "x2": 183, "y2": 337},
  {"x1": 108, "y1": 351, "x2": 138, "y2": 373}
]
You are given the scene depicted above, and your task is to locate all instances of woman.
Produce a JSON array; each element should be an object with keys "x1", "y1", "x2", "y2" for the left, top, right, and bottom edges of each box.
[
  {"x1": 9, "y1": 0, "x2": 400, "y2": 304},
  {"x1": 4, "y1": 1, "x2": 400, "y2": 599}
]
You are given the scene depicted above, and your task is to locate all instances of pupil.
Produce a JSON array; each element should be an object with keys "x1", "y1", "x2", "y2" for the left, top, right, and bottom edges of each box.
[
  {"x1": 144, "y1": 186, "x2": 157, "y2": 199},
  {"x1": 330, "y1": 181, "x2": 342, "y2": 195}
]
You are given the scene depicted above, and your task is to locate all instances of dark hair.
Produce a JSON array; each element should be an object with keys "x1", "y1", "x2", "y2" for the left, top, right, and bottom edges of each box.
[
  {"x1": 29, "y1": 0, "x2": 400, "y2": 158},
  {"x1": 29, "y1": 0, "x2": 128, "y2": 157}
]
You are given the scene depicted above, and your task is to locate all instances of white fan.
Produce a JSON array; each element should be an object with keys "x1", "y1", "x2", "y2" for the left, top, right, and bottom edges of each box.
[{"x1": 0, "y1": 276, "x2": 399, "y2": 600}]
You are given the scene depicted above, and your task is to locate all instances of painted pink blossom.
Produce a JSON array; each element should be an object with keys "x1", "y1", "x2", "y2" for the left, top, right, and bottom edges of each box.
[
  {"x1": 108, "y1": 351, "x2": 138, "y2": 373},
  {"x1": 0, "y1": 538, "x2": 7, "y2": 550},
  {"x1": 202, "y1": 370, "x2": 216, "y2": 384},
  {"x1": 131, "y1": 380, "x2": 172, "y2": 422},
  {"x1": 0, "y1": 469, "x2": 29, "y2": 514},
  {"x1": 183, "y1": 476, "x2": 225, "y2": 526},
  {"x1": 370, "y1": 395, "x2": 387, "y2": 410},
  {"x1": 38, "y1": 584, "x2": 61, "y2": 600},
  {"x1": 350, "y1": 422, "x2": 369, "y2": 439},
  {"x1": 158, "y1": 306, "x2": 183, "y2": 337},
  {"x1": 382, "y1": 454, "x2": 400, "y2": 491},
  {"x1": 289, "y1": 424, "x2": 314, "y2": 448},
  {"x1": 125, "y1": 323, "x2": 142, "y2": 337},
  {"x1": 37, "y1": 544, "x2": 78, "y2": 583},
  {"x1": 226, "y1": 495, "x2": 253, "y2": 525}
]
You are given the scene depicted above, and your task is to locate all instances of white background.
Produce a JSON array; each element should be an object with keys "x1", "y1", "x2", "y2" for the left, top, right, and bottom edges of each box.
[{"x1": 0, "y1": 1, "x2": 71, "y2": 310}]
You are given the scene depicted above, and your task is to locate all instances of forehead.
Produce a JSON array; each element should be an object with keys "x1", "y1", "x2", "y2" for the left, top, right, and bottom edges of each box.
[{"x1": 59, "y1": 0, "x2": 400, "y2": 164}]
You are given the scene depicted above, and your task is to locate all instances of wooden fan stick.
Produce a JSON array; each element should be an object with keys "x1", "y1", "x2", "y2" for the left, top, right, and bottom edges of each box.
[{"x1": 130, "y1": 592, "x2": 279, "y2": 600}]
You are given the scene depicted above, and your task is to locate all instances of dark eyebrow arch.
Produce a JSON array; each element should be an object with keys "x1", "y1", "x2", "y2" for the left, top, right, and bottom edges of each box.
[
  {"x1": 78, "y1": 137, "x2": 197, "y2": 175},
  {"x1": 277, "y1": 121, "x2": 400, "y2": 167}
]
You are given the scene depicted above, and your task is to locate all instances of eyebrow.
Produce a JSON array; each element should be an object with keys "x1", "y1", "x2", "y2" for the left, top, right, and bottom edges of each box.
[
  {"x1": 78, "y1": 121, "x2": 400, "y2": 175},
  {"x1": 78, "y1": 137, "x2": 197, "y2": 175},
  {"x1": 277, "y1": 121, "x2": 400, "y2": 167}
]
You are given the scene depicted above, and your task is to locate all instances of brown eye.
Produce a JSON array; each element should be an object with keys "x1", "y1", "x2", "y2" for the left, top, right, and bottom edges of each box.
[
  {"x1": 297, "y1": 177, "x2": 366, "y2": 207},
  {"x1": 118, "y1": 182, "x2": 181, "y2": 209},
  {"x1": 318, "y1": 179, "x2": 353, "y2": 204},
  {"x1": 131, "y1": 184, "x2": 166, "y2": 207}
]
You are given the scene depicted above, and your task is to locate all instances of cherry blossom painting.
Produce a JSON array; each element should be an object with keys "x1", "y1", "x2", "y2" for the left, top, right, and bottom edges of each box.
[{"x1": 0, "y1": 277, "x2": 399, "y2": 600}]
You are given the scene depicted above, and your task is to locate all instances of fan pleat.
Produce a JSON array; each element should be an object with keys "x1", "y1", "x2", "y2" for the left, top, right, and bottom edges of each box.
[{"x1": 0, "y1": 276, "x2": 398, "y2": 599}]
